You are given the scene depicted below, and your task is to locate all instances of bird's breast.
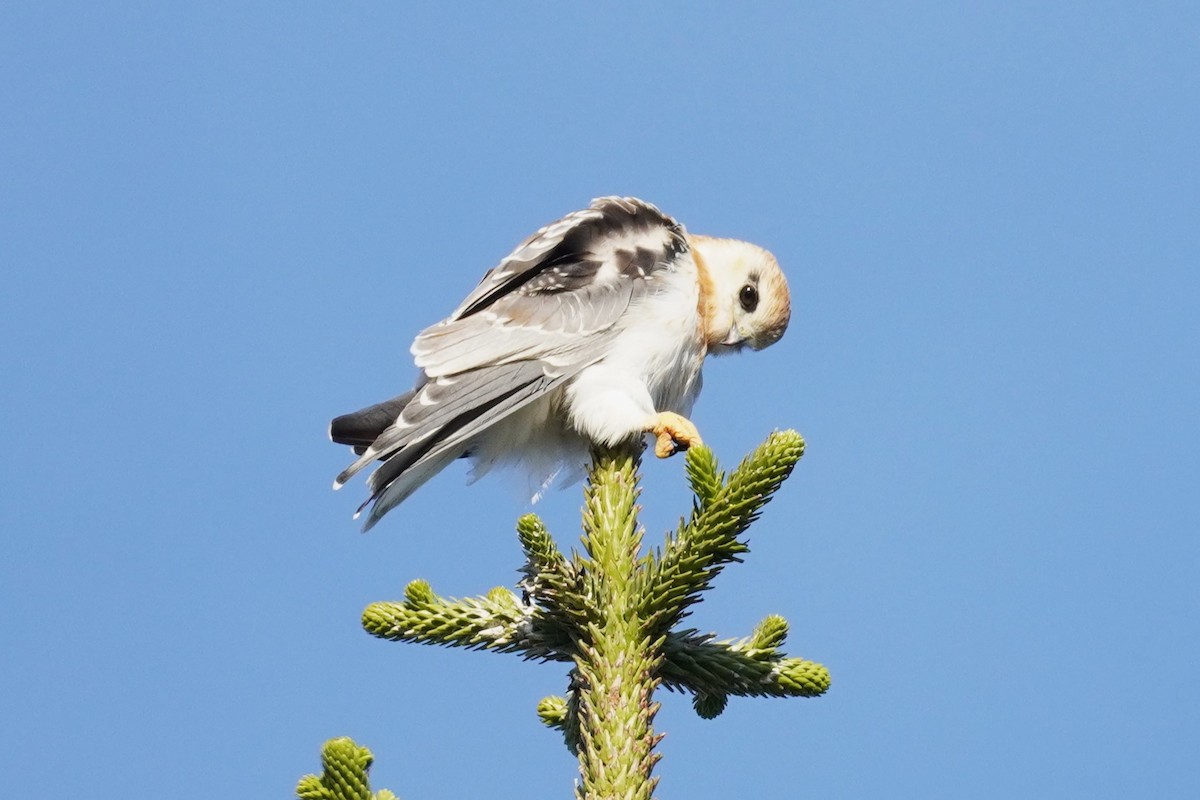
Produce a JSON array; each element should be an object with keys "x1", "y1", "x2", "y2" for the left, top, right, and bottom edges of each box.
[{"x1": 604, "y1": 264, "x2": 707, "y2": 413}]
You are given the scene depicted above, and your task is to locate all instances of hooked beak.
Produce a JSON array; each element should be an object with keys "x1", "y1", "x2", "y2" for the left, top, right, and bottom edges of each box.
[{"x1": 713, "y1": 325, "x2": 748, "y2": 354}]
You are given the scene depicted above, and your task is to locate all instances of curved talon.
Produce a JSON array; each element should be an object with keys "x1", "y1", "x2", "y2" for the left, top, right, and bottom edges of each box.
[{"x1": 649, "y1": 412, "x2": 702, "y2": 458}]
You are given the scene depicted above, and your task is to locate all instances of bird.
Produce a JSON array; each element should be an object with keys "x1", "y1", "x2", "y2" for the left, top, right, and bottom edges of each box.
[{"x1": 330, "y1": 196, "x2": 791, "y2": 530}]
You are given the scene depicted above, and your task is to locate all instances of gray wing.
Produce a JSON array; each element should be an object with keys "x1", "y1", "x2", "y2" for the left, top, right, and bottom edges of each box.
[
  {"x1": 413, "y1": 196, "x2": 689, "y2": 377},
  {"x1": 336, "y1": 362, "x2": 554, "y2": 529},
  {"x1": 333, "y1": 196, "x2": 689, "y2": 529}
]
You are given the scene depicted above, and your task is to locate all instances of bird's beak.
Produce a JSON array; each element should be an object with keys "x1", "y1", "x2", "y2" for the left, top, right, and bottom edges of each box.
[
  {"x1": 721, "y1": 326, "x2": 745, "y2": 347},
  {"x1": 714, "y1": 328, "x2": 749, "y2": 354}
]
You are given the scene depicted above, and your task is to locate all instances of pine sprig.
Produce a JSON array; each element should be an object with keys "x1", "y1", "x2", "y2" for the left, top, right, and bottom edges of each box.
[
  {"x1": 536, "y1": 695, "x2": 569, "y2": 730},
  {"x1": 642, "y1": 431, "x2": 806, "y2": 631},
  {"x1": 362, "y1": 580, "x2": 574, "y2": 660},
  {"x1": 517, "y1": 513, "x2": 564, "y2": 576},
  {"x1": 517, "y1": 513, "x2": 589, "y2": 626},
  {"x1": 683, "y1": 444, "x2": 724, "y2": 510},
  {"x1": 296, "y1": 738, "x2": 397, "y2": 800},
  {"x1": 659, "y1": 628, "x2": 831, "y2": 703}
]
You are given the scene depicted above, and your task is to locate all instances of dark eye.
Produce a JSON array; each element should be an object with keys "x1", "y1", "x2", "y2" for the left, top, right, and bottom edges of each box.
[{"x1": 738, "y1": 283, "x2": 759, "y2": 312}]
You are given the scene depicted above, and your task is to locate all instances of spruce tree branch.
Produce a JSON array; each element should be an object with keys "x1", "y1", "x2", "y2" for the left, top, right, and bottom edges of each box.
[
  {"x1": 683, "y1": 444, "x2": 724, "y2": 510},
  {"x1": 642, "y1": 431, "x2": 805, "y2": 631},
  {"x1": 296, "y1": 737, "x2": 396, "y2": 800},
  {"x1": 362, "y1": 580, "x2": 576, "y2": 661},
  {"x1": 517, "y1": 513, "x2": 590, "y2": 627},
  {"x1": 659, "y1": 628, "x2": 831, "y2": 702},
  {"x1": 539, "y1": 674, "x2": 584, "y2": 756},
  {"x1": 537, "y1": 695, "x2": 569, "y2": 731},
  {"x1": 517, "y1": 513, "x2": 566, "y2": 577}
]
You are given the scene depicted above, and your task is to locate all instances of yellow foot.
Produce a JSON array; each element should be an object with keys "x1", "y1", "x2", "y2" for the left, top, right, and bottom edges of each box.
[{"x1": 648, "y1": 412, "x2": 703, "y2": 458}]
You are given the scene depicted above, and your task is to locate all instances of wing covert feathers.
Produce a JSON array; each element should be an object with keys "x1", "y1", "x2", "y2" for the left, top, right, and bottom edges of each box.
[{"x1": 446, "y1": 196, "x2": 687, "y2": 321}]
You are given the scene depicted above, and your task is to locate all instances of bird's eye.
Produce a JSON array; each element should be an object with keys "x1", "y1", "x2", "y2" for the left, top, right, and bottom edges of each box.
[{"x1": 738, "y1": 283, "x2": 759, "y2": 312}]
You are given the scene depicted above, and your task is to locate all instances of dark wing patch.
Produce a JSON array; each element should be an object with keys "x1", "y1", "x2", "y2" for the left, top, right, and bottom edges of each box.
[
  {"x1": 521, "y1": 256, "x2": 603, "y2": 295},
  {"x1": 455, "y1": 197, "x2": 686, "y2": 318},
  {"x1": 614, "y1": 246, "x2": 664, "y2": 280},
  {"x1": 518, "y1": 246, "x2": 659, "y2": 296}
]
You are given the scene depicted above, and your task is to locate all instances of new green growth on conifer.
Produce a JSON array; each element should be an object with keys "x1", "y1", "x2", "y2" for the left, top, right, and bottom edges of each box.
[{"x1": 299, "y1": 430, "x2": 828, "y2": 799}]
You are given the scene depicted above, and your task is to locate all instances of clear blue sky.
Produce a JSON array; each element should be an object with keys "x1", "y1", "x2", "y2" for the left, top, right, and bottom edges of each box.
[{"x1": 3, "y1": 3, "x2": 1197, "y2": 797}]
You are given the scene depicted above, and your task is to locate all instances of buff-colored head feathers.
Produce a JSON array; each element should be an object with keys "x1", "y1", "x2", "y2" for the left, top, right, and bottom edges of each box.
[{"x1": 688, "y1": 235, "x2": 791, "y2": 354}]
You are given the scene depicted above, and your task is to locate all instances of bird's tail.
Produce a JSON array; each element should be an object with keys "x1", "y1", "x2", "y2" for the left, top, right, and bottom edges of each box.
[
  {"x1": 330, "y1": 364, "x2": 560, "y2": 530},
  {"x1": 329, "y1": 391, "x2": 416, "y2": 454}
]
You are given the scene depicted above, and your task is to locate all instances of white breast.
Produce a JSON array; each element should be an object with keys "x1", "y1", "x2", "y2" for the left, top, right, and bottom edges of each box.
[
  {"x1": 605, "y1": 261, "x2": 706, "y2": 413},
  {"x1": 466, "y1": 253, "x2": 707, "y2": 500}
]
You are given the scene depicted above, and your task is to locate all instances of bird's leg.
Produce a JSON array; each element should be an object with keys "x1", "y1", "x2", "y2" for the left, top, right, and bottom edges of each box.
[{"x1": 648, "y1": 412, "x2": 702, "y2": 458}]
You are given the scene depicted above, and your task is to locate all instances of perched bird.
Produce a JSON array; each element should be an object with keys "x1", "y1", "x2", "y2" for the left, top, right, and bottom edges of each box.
[{"x1": 331, "y1": 196, "x2": 790, "y2": 530}]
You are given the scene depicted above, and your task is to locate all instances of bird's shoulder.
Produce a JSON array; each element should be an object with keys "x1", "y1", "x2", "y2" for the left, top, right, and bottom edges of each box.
[{"x1": 450, "y1": 196, "x2": 690, "y2": 321}]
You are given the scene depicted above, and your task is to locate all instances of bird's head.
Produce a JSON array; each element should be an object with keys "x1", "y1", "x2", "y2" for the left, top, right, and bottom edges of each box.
[{"x1": 689, "y1": 235, "x2": 791, "y2": 354}]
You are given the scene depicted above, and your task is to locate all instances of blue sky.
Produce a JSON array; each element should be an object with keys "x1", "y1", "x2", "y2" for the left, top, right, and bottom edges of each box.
[{"x1": 3, "y1": 3, "x2": 1197, "y2": 797}]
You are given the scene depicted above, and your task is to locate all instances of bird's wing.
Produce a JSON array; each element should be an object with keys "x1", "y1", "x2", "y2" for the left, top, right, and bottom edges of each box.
[
  {"x1": 411, "y1": 196, "x2": 689, "y2": 378},
  {"x1": 334, "y1": 197, "x2": 690, "y2": 526},
  {"x1": 356, "y1": 362, "x2": 557, "y2": 529}
]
